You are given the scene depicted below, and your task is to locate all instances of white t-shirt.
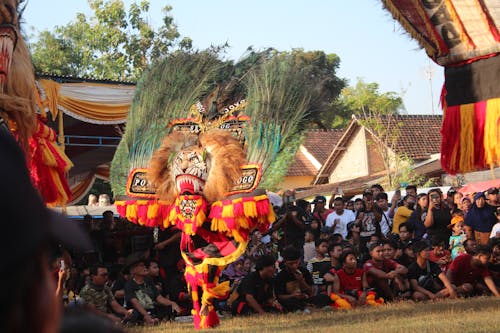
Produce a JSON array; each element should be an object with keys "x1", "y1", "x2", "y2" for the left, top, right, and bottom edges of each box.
[
  {"x1": 380, "y1": 208, "x2": 393, "y2": 236},
  {"x1": 325, "y1": 209, "x2": 356, "y2": 238},
  {"x1": 490, "y1": 222, "x2": 500, "y2": 238}
]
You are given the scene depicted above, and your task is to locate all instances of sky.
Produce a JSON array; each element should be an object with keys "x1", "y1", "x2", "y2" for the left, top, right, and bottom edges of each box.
[{"x1": 23, "y1": 0, "x2": 444, "y2": 116}]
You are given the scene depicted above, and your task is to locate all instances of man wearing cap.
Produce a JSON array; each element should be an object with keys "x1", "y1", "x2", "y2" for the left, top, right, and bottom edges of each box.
[
  {"x1": 80, "y1": 265, "x2": 132, "y2": 323},
  {"x1": 124, "y1": 257, "x2": 181, "y2": 324},
  {"x1": 312, "y1": 196, "x2": 333, "y2": 227},
  {"x1": 1, "y1": 117, "x2": 92, "y2": 332}
]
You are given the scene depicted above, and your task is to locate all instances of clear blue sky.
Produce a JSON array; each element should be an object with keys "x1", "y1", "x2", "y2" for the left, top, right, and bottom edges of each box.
[{"x1": 24, "y1": 0, "x2": 443, "y2": 116}]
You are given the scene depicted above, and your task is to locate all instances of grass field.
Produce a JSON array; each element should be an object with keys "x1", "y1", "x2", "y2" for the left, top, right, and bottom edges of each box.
[{"x1": 129, "y1": 297, "x2": 500, "y2": 333}]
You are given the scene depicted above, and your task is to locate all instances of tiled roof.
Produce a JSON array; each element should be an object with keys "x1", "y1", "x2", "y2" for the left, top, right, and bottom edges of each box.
[
  {"x1": 287, "y1": 129, "x2": 344, "y2": 176},
  {"x1": 313, "y1": 114, "x2": 443, "y2": 184},
  {"x1": 389, "y1": 115, "x2": 442, "y2": 159}
]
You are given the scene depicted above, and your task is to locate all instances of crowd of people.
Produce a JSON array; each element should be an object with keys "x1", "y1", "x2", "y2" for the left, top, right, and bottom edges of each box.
[{"x1": 46, "y1": 183, "x2": 500, "y2": 328}]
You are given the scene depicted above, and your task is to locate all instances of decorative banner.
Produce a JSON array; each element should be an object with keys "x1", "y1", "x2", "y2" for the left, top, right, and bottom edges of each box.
[{"x1": 228, "y1": 164, "x2": 262, "y2": 195}]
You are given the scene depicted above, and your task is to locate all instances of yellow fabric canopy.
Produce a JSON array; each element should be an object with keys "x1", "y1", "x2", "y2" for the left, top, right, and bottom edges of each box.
[{"x1": 38, "y1": 79, "x2": 135, "y2": 124}]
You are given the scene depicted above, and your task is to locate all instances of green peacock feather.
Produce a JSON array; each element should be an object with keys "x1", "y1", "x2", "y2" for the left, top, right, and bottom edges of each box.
[{"x1": 110, "y1": 51, "x2": 226, "y2": 196}]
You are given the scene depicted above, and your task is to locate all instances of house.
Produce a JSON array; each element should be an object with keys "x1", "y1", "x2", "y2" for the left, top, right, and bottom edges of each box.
[
  {"x1": 280, "y1": 129, "x2": 344, "y2": 190},
  {"x1": 294, "y1": 115, "x2": 444, "y2": 198}
]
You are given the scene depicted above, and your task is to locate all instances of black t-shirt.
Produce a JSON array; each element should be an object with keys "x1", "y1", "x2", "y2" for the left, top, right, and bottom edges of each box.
[
  {"x1": 426, "y1": 207, "x2": 451, "y2": 244},
  {"x1": 275, "y1": 266, "x2": 313, "y2": 296},
  {"x1": 407, "y1": 260, "x2": 442, "y2": 290},
  {"x1": 237, "y1": 271, "x2": 274, "y2": 304},
  {"x1": 124, "y1": 279, "x2": 159, "y2": 310}
]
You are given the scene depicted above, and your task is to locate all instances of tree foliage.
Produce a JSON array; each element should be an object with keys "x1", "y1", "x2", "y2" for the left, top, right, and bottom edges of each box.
[{"x1": 29, "y1": 0, "x2": 192, "y2": 81}]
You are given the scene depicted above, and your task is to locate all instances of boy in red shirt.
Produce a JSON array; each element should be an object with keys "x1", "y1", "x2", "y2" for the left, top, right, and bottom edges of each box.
[
  {"x1": 364, "y1": 242, "x2": 408, "y2": 301},
  {"x1": 331, "y1": 250, "x2": 369, "y2": 306},
  {"x1": 446, "y1": 245, "x2": 500, "y2": 297}
]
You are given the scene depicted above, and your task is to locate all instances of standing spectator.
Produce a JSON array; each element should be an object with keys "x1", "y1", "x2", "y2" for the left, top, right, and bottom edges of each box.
[
  {"x1": 325, "y1": 197, "x2": 356, "y2": 239},
  {"x1": 446, "y1": 245, "x2": 500, "y2": 297},
  {"x1": 357, "y1": 190, "x2": 382, "y2": 257},
  {"x1": 448, "y1": 216, "x2": 466, "y2": 259},
  {"x1": 405, "y1": 185, "x2": 418, "y2": 197},
  {"x1": 370, "y1": 184, "x2": 384, "y2": 198},
  {"x1": 271, "y1": 205, "x2": 306, "y2": 251},
  {"x1": 462, "y1": 197, "x2": 472, "y2": 216},
  {"x1": 392, "y1": 195, "x2": 416, "y2": 235},
  {"x1": 363, "y1": 243, "x2": 408, "y2": 301},
  {"x1": 231, "y1": 255, "x2": 282, "y2": 315},
  {"x1": 80, "y1": 265, "x2": 131, "y2": 324},
  {"x1": 408, "y1": 241, "x2": 456, "y2": 301},
  {"x1": 490, "y1": 207, "x2": 500, "y2": 239},
  {"x1": 424, "y1": 189, "x2": 452, "y2": 245},
  {"x1": 303, "y1": 230, "x2": 316, "y2": 264},
  {"x1": 486, "y1": 187, "x2": 500, "y2": 207},
  {"x1": 465, "y1": 192, "x2": 496, "y2": 245},
  {"x1": 375, "y1": 192, "x2": 393, "y2": 237},
  {"x1": 312, "y1": 196, "x2": 333, "y2": 227},
  {"x1": 154, "y1": 226, "x2": 182, "y2": 279},
  {"x1": 275, "y1": 246, "x2": 313, "y2": 312},
  {"x1": 407, "y1": 193, "x2": 429, "y2": 240}
]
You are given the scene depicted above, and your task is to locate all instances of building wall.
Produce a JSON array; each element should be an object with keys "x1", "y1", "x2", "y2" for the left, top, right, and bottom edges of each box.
[
  {"x1": 366, "y1": 132, "x2": 386, "y2": 174},
  {"x1": 280, "y1": 176, "x2": 314, "y2": 190},
  {"x1": 329, "y1": 127, "x2": 369, "y2": 183}
]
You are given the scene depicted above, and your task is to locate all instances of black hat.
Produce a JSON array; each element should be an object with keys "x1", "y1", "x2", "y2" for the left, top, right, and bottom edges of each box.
[
  {"x1": 122, "y1": 252, "x2": 147, "y2": 275},
  {"x1": 0, "y1": 126, "x2": 92, "y2": 273},
  {"x1": 313, "y1": 195, "x2": 326, "y2": 204},
  {"x1": 487, "y1": 187, "x2": 499, "y2": 195}
]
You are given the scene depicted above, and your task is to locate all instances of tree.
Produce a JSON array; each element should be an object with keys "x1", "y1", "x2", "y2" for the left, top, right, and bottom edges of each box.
[
  {"x1": 29, "y1": 0, "x2": 192, "y2": 81},
  {"x1": 339, "y1": 78, "x2": 406, "y2": 189}
]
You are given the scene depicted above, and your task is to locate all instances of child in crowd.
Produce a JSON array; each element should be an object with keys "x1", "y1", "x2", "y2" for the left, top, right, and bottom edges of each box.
[
  {"x1": 428, "y1": 239, "x2": 452, "y2": 272},
  {"x1": 330, "y1": 250, "x2": 369, "y2": 306},
  {"x1": 448, "y1": 216, "x2": 466, "y2": 259},
  {"x1": 307, "y1": 239, "x2": 332, "y2": 306},
  {"x1": 489, "y1": 207, "x2": 500, "y2": 239},
  {"x1": 303, "y1": 230, "x2": 316, "y2": 264}
]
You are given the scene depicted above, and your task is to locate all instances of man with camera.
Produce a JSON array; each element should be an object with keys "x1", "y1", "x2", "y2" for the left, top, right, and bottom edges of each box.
[{"x1": 424, "y1": 189, "x2": 452, "y2": 245}]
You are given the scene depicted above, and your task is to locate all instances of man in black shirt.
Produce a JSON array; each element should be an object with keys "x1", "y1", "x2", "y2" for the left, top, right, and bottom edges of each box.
[
  {"x1": 231, "y1": 255, "x2": 282, "y2": 315},
  {"x1": 275, "y1": 246, "x2": 314, "y2": 312},
  {"x1": 124, "y1": 257, "x2": 181, "y2": 325},
  {"x1": 408, "y1": 241, "x2": 456, "y2": 301}
]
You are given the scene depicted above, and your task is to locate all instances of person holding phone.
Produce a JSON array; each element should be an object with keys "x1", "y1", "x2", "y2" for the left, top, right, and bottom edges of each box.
[{"x1": 424, "y1": 189, "x2": 452, "y2": 245}]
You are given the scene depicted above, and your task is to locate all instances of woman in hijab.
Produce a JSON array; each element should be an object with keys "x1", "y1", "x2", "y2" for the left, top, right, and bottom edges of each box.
[{"x1": 464, "y1": 192, "x2": 497, "y2": 245}]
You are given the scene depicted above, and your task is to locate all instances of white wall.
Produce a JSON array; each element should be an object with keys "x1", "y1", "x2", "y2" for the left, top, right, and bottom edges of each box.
[{"x1": 329, "y1": 127, "x2": 369, "y2": 183}]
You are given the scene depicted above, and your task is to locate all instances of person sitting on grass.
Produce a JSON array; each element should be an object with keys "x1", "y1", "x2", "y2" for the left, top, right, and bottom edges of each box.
[
  {"x1": 428, "y1": 238, "x2": 452, "y2": 272},
  {"x1": 323, "y1": 243, "x2": 344, "y2": 290},
  {"x1": 446, "y1": 245, "x2": 500, "y2": 297},
  {"x1": 363, "y1": 242, "x2": 408, "y2": 301},
  {"x1": 306, "y1": 239, "x2": 332, "y2": 307},
  {"x1": 330, "y1": 250, "x2": 369, "y2": 306},
  {"x1": 275, "y1": 246, "x2": 314, "y2": 313},
  {"x1": 407, "y1": 241, "x2": 456, "y2": 301},
  {"x1": 124, "y1": 257, "x2": 181, "y2": 325},
  {"x1": 397, "y1": 223, "x2": 414, "y2": 248},
  {"x1": 80, "y1": 265, "x2": 132, "y2": 324},
  {"x1": 231, "y1": 255, "x2": 283, "y2": 315}
]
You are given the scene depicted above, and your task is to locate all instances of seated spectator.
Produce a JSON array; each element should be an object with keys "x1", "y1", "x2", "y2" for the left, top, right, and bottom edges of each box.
[
  {"x1": 363, "y1": 242, "x2": 408, "y2": 301},
  {"x1": 222, "y1": 257, "x2": 248, "y2": 288},
  {"x1": 147, "y1": 260, "x2": 165, "y2": 294},
  {"x1": 464, "y1": 238, "x2": 478, "y2": 255},
  {"x1": 488, "y1": 238, "x2": 500, "y2": 288},
  {"x1": 383, "y1": 240, "x2": 399, "y2": 261},
  {"x1": 80, "y1": 265, "x2": 131, "y2": 324},
  {"x1": 275, "y1": 246, "x2": 314, "y2": 312},
  {"x1": 124, "y1": 257, "x2": 181, "y2": 325},
  {"x1": 397, "y1": 241, "x2": 416, "y2": 268},
  {"x1": 165, "y1": 260, "x2": 192, "y2": 316},
  {"x1": 428, "y1": 239, "x2": 451, "y2": 272},
  {"x1": 306, "y1": 239, "x2": 331, "y2": 306},
  {"x1": 446, "y1": 245, "x2": 500, "y2": 297},
  {"x1": 331, "y1": 250, "x2": 369, "y2": 306},
  {"x1": 231, "y1": 255, "x2": 282, "y2": 315},
  {"x1": 407, "y1": 241, "x2": 456, "y2": 301},
  {"x1": 397, "y1": 223, "x2": 414, "y2": 248},
  {"x1": 323, "y1": 243, "x2": 345, "y2": 294}
]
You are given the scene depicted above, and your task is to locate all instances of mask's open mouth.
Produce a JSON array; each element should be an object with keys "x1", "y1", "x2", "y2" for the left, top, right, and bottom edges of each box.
[
  {"x1": 0, "y1": 24, "x2": 17, "y2": 92},
  {"x1": 176, "y1": 174, "x2": 205, "y2": 195}
]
